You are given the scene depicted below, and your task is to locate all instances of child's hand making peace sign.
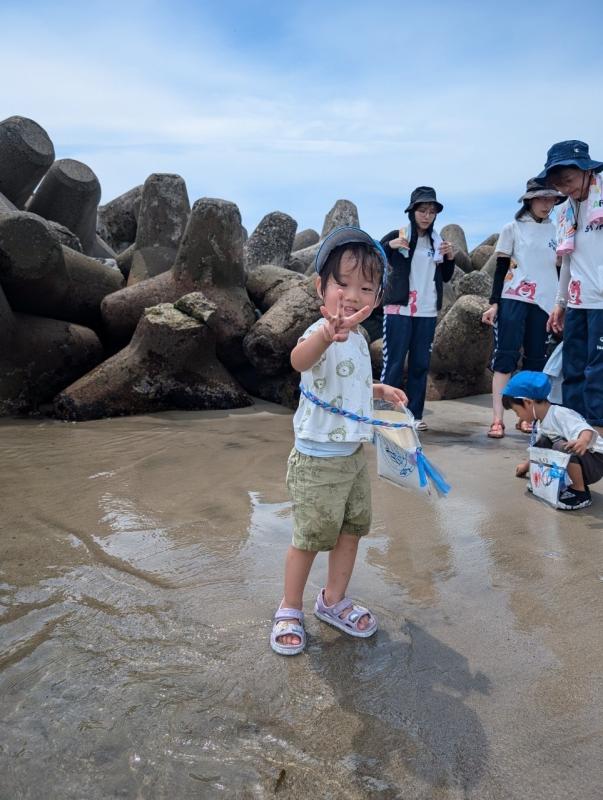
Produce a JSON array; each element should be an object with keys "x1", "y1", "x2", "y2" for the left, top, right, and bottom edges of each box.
[{"x1": 320, "y1": 289, "x2": 373, "y2": 344}]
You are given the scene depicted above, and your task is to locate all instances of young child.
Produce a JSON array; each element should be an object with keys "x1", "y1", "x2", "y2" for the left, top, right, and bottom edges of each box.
[
  {"x1": 502, "y1": 371, "x2": 603, "y2": 510},
  {"x1": 271, "y1": 226, "x2": 407, "y2": 656},
  {"x1": 380, "y1": 187, "x2": 455, "y2": 431},
  {"x1": 481, "y1": 178, "x2": 565, "y2": 438},
  {"x1": 541, "y1": 140, "x2": 603, "y2": 425}
]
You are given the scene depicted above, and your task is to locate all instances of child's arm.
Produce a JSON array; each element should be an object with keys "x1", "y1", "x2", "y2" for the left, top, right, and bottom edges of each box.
[
  {"x1": 549, "y1": 256, "x2": 570, "y2": 334},
  {"x1": 290, "y1": 327, "x2": 331, "y2": 373},
  {"x1": 373, "y1": 382, "x2": 408, "y2": 407},
  {"x1": 564, "y1": 429, "x2": 596, "y2": 456}
]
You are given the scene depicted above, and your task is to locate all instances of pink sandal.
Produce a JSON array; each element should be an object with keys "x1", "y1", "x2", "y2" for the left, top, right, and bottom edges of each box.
[{"x1": 314, "y1": 589, "x2": 377, "y2": 638}]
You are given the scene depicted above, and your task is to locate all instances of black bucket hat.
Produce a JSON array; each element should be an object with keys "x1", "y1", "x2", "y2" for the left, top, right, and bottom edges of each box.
[
  {"x1": 314, "y1": 225, "x2": 388, "y2": 285},
  {"x1": 404, "y1": 186, "x2": 443, "y2": 214},
  {"x1": 538, "y1": 140, "x2": 603, "y2": 179},
  {"x1": 518, "y1": 178, "x2": 565, "y2": 205}
]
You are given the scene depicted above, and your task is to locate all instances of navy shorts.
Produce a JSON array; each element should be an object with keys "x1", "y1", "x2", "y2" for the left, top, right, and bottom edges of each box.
[{"x1": 491, "y1": 298, "x2": 549, "y2": 374}]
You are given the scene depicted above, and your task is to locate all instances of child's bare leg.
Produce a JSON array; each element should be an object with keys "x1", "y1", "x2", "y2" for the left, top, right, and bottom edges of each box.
[
  {"x1": 324, "y1": 532, "x2": 370, "y2": 630},
  {"x1": 567, "y1": 461, "x2": 586, "y2": 492},
  {"x1": 277, "y1": 545, "x2": 318, "y2": 646},
  {"x1": 492, "y1": 371, "x2": 511, "y2": 421}
]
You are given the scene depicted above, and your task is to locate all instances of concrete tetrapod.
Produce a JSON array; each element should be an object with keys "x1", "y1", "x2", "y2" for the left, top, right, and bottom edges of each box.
[
  {"x1": 245, "y1": 264, "x2": 306, "y2": 312},
  {"x1": 428, "y1": 294, "x2": 492, "y2": 399},
  {"x1": 0, "y1": 212, "x2": 124, "y2": 328},
  {"x1": 27, "y1": 158, "x2": 114, "y2": 258},
  {"x1": 55, "y1": 293, "x2": 253, "y2": 420},
  {"x1": 440, "y1": 224, "x2": 473, "y2": 273},
  {"x1": 101, "y1": 197, "x2": 256, "y2": 369},
  {"x1": 321, "y1": 199, "x2": 359, "y2": 237},
  {"x1": 0, "y1": 190, "x2": 17, "y2": 214},
  {"x1": 127, "y1": 173, "x2": 190, "y2": 286},
  {"x1": 292, "y1": 228, "x2": 319, "y2": 252},
  {"x1": 243, "y1": 276, "x2": 322, "y2": 376},
  {"x1": 244, "y1": 211, "x2": 297, "y2": 271},
  {"x1": 97, "y1": 184, "x2": 143, "y2": 253},
  {"x1": 470, "y1": 244, "x2": 495, "y2": 271},
  {"x1": 0, "y1": 284, "x2": 103, "y2": 416},
  {"x1": 0, "y1": 116, "x2": 55, "y2": 208}
]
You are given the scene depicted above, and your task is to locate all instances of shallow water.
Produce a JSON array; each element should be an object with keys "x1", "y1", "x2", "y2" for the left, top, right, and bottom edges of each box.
[{"x1": 1, "y1": 398, "x2": 602, "y2": 799}]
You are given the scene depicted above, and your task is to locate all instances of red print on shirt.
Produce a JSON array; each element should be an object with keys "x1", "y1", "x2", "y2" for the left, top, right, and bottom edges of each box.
[
  {"x1": 409, "y1": 290, "x2": 418, "y2": 316},
  {"x1": 569, "y1": 280, "x2": 582, "y2": 306},
  {"x1": 506, "y1": 279, "x2": 537, "y2": 301}
]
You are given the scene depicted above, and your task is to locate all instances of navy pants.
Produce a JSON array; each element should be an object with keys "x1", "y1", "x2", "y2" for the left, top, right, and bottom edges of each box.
[
  {"x1": 381, "y1": 314, "x2": 437, "y2": 419},
  {"x1": 491, "y1": 298, "x2": 548, "y2": 374},
  {"x1": 562, "y1": 308, "x2": 603, "y2": 425}
]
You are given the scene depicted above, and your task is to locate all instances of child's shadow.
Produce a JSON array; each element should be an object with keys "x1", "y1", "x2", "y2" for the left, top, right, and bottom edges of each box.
[{"x1": 308, "y1": 620, "x2": 491, "y2": 794}]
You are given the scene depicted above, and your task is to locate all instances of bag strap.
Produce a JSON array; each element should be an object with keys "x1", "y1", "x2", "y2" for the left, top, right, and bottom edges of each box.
[{"x1": 299, "y1": 384, "x2": 413, "y2": 429}]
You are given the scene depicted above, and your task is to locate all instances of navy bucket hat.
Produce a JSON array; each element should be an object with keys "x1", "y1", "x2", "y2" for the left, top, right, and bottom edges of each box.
[
  {"x1": 538, "y1": 140, "x2": 603, "y2": 179},
  {"x1": 502, "y1": 371, "x2": 551, "y2": 401},
  {"x1": 314, "y1": 226, "x2": 388, "y2": 286},
  {"x1": 404, "y1": 186, "x2": 444, "y2": 214}
]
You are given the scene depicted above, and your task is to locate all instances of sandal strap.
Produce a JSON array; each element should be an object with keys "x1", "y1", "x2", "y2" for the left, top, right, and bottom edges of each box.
[
  {"x1": 272, "y1": 620, "x2": 305, "y2": 637},
  {"x1": 274, "y1": 607, "x2": 304, "y2": 623},
  {"x1": 316, "y1": 589, "x2": 375, "y2": 632},
  {"x1": 323, "y1": 595, "x2": 354, "y2": 618},
  {"x1": 347, "y1": 605, "x2": 372, "y2": 624}
]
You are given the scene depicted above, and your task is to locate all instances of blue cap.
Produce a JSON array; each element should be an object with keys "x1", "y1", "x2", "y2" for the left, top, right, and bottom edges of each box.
[
  {"x1": 502, "y1": 371, "x2": 551, "y2": 401},
  {"x1": 314, "y1": 225, "x2": 388, "y2": 286}
]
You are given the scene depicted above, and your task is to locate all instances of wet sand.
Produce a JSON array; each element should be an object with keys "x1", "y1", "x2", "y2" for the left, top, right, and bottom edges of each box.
[{"x1": 1, "y1": 396, "x2": 602, "y2": 799}]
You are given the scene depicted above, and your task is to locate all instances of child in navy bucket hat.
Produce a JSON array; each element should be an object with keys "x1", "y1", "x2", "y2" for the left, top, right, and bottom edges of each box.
[
  {"x1": 541, "y1": 140, "x2": 603, "y2": 426},
  {"x1": 270, "y1": 226, "x2": 407, "y2": 656},
  {"x1": 502, "y1": 370, "x2": 603, "y2": 510}
]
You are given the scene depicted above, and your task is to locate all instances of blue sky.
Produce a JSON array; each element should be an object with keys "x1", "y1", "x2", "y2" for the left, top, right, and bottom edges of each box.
[{"x1": 2, "y1": 0, "x2": 601, "y2": 248}]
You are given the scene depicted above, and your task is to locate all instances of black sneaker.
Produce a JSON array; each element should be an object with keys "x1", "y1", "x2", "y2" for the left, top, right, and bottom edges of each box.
[{"x1": 557, "y1": 488, "x2": 592, "y2": 511}]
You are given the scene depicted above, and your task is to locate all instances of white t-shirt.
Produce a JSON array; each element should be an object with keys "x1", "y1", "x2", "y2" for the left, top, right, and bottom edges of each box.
[
  {"x1": 495, "y1": 216, "x2": 558, "y2": 314},
  {"x1": 556, "y1": 200, "x2": 603, "y2": 309},
  {"x1": 398, "y1": 235, "x2": 437, "y2": 317},
  {"x1": 538, "y1": 405, "x2": 603, "y2": 452},
  {"x1": 293, "y1": 320, "x2": 374, "y2": 444}
]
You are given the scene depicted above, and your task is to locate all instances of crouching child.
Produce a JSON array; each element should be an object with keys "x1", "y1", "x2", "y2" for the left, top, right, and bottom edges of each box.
[{"x1": 502, "y1": 371, "x2": 603, "y2": 510}]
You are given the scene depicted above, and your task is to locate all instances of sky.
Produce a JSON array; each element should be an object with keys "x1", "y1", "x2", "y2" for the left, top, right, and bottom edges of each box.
[{"x1": 2, "y1": 0, "x2": 602, "y2": 248}]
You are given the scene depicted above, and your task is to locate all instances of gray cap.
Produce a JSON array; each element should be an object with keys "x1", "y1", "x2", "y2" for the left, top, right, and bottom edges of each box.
[{"x1": 314, "y1": 225, "x2": 388, "y2": 279}]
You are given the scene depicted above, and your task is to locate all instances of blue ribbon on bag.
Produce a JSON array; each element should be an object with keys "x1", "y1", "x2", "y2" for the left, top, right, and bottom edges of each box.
[{"x1": 416, "y1": 449, "x2": 451, "y2": 495}]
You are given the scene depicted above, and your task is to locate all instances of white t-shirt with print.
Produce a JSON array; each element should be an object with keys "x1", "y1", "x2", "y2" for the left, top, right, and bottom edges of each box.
[
  {"x1": 398, "y1": 235, "x2": 437, "y2": 317},
  {"x1": 557, "y1": 200, "x2": 603, "y2": 309},
  {"x1": 293, "y1": 320, "x2": 374, "y2": 444},
  {"x1": 496, "y1": 216, "x2": 558, "y2": 314},
  {"x1": 538, "y1": 404, "x2": 603, "y2": 453}
]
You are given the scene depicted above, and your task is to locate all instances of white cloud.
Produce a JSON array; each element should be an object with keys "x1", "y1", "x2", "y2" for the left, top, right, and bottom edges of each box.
[{"x1": 1, "y1": 3, "x2": 601, "y2": 246}]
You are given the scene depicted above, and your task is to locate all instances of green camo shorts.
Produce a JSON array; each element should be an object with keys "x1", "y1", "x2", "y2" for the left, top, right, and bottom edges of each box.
[{"x1": 286, "y1": 446, "x2": 372, "y2": 551}]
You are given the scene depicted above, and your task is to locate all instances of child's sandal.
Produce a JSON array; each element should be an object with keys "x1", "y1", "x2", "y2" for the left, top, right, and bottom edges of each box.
[
  {"x1": 270, "y1": 607, "x2": 306, "y2": 656},
  {"x1": 314, "y1": 589, "x2": 377, "y2": 638},
  {"x1": 515, "y1": 420, "x2": 533, "y2": 434},
  {"x1": 487, "y1": 420, "x2": 505, "y2": 439}
]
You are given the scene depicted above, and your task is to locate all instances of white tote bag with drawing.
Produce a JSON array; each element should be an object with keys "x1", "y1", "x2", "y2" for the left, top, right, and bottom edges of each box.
[
  {"x1": 372, "y1": 401, "x2": 450, "y2": 495},
  {"x1": 528, "y1": 446, "x2": 571, "y2": 508}
]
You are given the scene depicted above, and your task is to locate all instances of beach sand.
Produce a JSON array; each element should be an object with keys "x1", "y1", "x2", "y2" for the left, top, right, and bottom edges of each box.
[{"x1": 1, "y1": 396, "x2": 601, "y2": 798}]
